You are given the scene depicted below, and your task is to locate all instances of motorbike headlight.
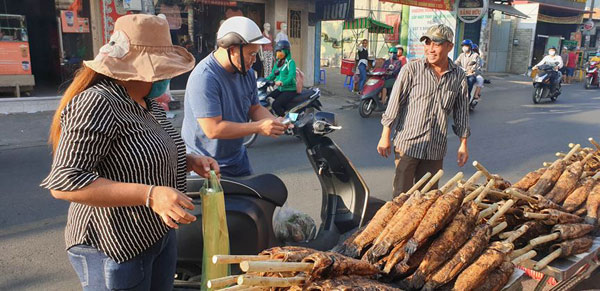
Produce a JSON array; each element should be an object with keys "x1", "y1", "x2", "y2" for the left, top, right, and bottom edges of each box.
[
  {"x1": 366, "y1": 79, "x2": 379, "y2": 86},
  {"x1": 256, "y1": 80, "x2": 266, "y2": 88}
]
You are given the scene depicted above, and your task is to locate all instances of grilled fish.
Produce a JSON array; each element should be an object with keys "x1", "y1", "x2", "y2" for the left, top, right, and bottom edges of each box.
[
  {"x1": 528, "y1": 159, "x2": 566, "y2": 196},
  {"x1": 512, "y1": 168, "x2": 545, "y2": 191},
  {"x1": 452, "y1": 242, "x2": 513, "y2": 291}
]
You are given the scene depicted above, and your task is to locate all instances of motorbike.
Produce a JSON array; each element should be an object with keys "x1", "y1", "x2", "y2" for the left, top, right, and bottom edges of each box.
[
  {"x1": 585, "y1": 61, "x2": 599, "y2": 89},
  {"x1": 358, "y1": 65, "x2": 397, "y2": 118},
  {"x1": 532, "y1": 63, "x2": 561, "y2": 104},
  {"x1": 174, "y1": 111, "x2": 385, "y2": 289},
  {"x1": 243, "y1": 78, "x2": 322, "y2": 147}
]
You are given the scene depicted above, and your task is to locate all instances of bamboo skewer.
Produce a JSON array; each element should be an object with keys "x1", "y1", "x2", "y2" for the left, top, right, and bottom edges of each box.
[
  {"x1": 464, "y1": 171, "x2": 484, "y2": 187},
  {"x1": 240, "y1": 261, "x2": 313, "y2": 273},
  {"x1": 543, "y1": 162, "x2": 552, "y2": 167},
  {"x1": 499, "y1": 231, "x2": 515, "y2": 240},
  {"x1": 534, "y1": 249, "x2": 562, "y2": 270},
  {"x1": 556, "y1": 152, "x2": 566, "y2": 158},
  {"x1": 472, "y1": 161, "x2": 494, "y2": 180},
  {"x1": 511, "y1": 244, "x2": 534, "y2": 259},
  {"x1": 564, "y1": 144, "x2": 581, "y2": 161},
  {"x1": 488, "y1": 199, "x2": 515, "y2": 226},
  {"x1": 505, "y1": 189, "x2": 537, "y2": 204},
  {"x1": 407, "y1": 172, "x2": 433, "y2": 195},
  {"x1": 219, "y1": 285, "x2": 262, "y2": 290},
  {"x1": 208, "y1": 275, "x2": 238, "y2": 289},
  {"x1": 529, "y1": 233, "x2": 560, "y2": 246},
  {"x1": 439, "y1": 172, "x2": 464, "y2": 193},
  {"x1": 464, "y1": 185, "x2": 484, "y2": 204},
  {"x1": 504, "y1": 224, "x2": 531, "y2": 244},
  {"x1": 213, "y1": 255, "x2": 272, "y2": 264},
  {"x1": 475, "y1": 179, "x2": 495, "y2": 204},
  {"x1": 589, "y1": 137, "x2": 600, "y2": 151},
  {"x1": 512, "y1": 250, "x2": 537, "y2": 265},
  {"x1": 492, "y1": 222, "x2": 508, "y2": 236},
  {"x1": 422, "y1": 169, "x2": 444, "y2": 193},
  {"x1": 237, "y1": 275, "x2": 306, "y2": 287},
  {"x1": 523, "y1": 212, "x2": 550, "y2": 220},
  {"x1": 479, "y1": 203, "x2": 499, "y2": 219}
]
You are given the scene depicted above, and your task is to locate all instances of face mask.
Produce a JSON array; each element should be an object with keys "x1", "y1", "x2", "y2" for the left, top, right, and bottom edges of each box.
[
  {"x1": 549, "y1": 50, "x2": 556, "y2": 56},
  {"x1": 276, "y1": 51, "x2": 285, "y2": 60},
  {"x1": 146, "y1": 79, "x2": 170, "y2": 99},
  {"x1": 462, "y1": 46, "x2": 470, "y2": 53}
]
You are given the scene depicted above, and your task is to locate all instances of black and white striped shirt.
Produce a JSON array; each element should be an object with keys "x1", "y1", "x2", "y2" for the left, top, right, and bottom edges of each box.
[
  {"x1": 381, "y1": 58, "x2": 470, "y2": 160},
  {"x1": 41, "y1": 79, "x2": 186, "y2": 263}
]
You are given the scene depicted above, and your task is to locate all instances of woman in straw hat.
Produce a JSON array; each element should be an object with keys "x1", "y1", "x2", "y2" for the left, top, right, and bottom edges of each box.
[{"x1": 41, "y1": 14, "x2": 218, "y2": 290}]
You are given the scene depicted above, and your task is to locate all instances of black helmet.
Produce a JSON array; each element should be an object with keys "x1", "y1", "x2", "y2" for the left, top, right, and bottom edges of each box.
[{"x1": 274, "y1": 40, "x2": 291, "y2": 51}]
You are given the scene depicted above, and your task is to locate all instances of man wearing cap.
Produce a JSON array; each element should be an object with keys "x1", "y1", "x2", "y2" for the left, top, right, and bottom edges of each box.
[
  {"x1": 376, "y1": 24, "x2": 470, "y2": 198},
  {"x1": 182, "y1": 17, "x2": 288, "y2": 177}
]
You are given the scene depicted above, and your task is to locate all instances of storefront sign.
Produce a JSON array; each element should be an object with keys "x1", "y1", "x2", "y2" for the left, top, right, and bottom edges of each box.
[
  {"x1": 407, "y1": 7, "x2": 456, "y2": 59},
  {"x1": 60, "y1": 10, "x2": 90, "y2": 33},
  {"x1": 384, "y1": 14, "x2": 401, "y2": 43},
  {"x1": 316, "y1": 0, "x2": 354, "y2": 21},
  {"x1": 538, "y1": 13, "x2": 583, "y2": 25},
  {"x1": 0, "y1": 41, "x2": 32, "y2": 75},
  {"x1": 456, "y1": 0, "x2": 488, "y2": 23},
  {"x1": 379, "y1": 0, "x2": 454, "y2": 11}
]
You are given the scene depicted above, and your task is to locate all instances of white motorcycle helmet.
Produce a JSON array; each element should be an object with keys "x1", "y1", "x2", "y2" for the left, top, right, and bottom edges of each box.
[{"x1": 217, "y1": 17, "x2": 271, "y2": 75}]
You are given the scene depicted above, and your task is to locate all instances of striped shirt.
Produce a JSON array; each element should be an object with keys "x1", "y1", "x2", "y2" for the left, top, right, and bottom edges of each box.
[
  {"x1": 41, "y1": 79, "x2": 187, "y2": 263},
  {"x1": 381, "y1": 58, "x2": 470, "y2": 161}
]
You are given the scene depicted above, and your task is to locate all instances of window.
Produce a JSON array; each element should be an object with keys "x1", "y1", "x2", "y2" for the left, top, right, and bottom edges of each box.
[{"x1": 290, "y1": 10, "x2": 301, "y2": 38}]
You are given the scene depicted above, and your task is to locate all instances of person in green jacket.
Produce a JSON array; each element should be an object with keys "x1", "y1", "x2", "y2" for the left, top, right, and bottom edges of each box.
[{"x1": 266, "y1": 40, "x2": 297, "y2": 116}]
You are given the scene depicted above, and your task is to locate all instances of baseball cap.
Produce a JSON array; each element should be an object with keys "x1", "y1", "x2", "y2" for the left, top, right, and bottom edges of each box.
[{"x1": 420, "y1": 24, "x2": 454, "y2": 44}]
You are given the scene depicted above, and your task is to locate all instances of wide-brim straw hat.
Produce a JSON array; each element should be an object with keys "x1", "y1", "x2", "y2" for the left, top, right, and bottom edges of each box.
[{"x1": 84, "y1": 14, "x2": 195, "y2": 82}]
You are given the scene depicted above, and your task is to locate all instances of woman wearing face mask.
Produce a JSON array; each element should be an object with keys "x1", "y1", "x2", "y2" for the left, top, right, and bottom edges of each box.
[
  {"x1": 533, "y1": 46, "x2": 563, "y2": 92},
  {"x1": 455, "y1": 39, "x2": 481, "y2": 99},
  {"x1": 381, "y1": 46, "x2": 402, "y2": 104},
  {"x1": 266, "y1": 40, "x2": 297, "y2": 116},
  {"x1": 41, "y1": 15, "x2": 219, "y2": 290}
]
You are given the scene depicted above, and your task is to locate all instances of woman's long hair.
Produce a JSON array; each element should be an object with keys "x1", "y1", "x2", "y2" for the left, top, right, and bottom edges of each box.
[{"x1": 49, "y1": 65, "x2": 106, "y2": 152}]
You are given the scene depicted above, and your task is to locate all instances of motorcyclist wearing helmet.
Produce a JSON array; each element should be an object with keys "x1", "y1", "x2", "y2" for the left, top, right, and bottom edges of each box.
[
  {"x1": 381, "y1": 46, "x2": 402, "y2": 104},
  {"x1": 472, "y1": 43, "x2": 485, "y2": 100},
  {"x1": 182, "y1": 16, "x2": 289, "y2": 177},
  {"x1": 265, "y1": 40, "x2": 297, "y2": 116},
  {"x1": 589, "y1": 51, "x2": 600, "y2": 63},
  {"x1": 455, "y1": 39, "x2": 481, "y2": 99},
  {"x1": 533, "y1": 47, "x2": 563, "y2": 92}
]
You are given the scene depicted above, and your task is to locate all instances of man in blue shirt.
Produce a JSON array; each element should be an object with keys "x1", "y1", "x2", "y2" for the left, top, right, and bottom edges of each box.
[{"x1": 182, "y1": 17, "x2": 288, "y2": 177}]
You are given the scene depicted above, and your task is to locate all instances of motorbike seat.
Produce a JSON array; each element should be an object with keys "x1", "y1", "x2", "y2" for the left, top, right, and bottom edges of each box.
[
  {"x1": 285, "y1": 89, "x2": 317, "y2": 109},
  {"x1": 188, "y1": 174, "x2": 287, "y2": 206}
]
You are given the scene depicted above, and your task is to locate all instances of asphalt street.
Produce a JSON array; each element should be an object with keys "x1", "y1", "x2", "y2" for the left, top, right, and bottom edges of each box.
[{"x1": 2, "y1": 73, "x2": 600, "y2": 290}]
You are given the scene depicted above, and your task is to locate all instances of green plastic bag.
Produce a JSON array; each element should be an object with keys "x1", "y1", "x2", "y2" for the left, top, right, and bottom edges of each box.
[{"x1": 200, "y1": 171, "x2": 230, "y2": 290}]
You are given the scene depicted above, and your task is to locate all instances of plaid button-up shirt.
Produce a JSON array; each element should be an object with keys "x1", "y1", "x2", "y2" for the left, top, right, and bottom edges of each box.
[{"x1": 381, "y1": 58, "x2": 470, "y2": 161}]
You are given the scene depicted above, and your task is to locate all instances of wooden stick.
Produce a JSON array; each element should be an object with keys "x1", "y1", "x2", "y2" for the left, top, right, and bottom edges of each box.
[
  {"x1": 218, "y1": 285, "x2": 247, "y2": 291},
  {"x1": 478, "y1": 202, "x2": 494, "y2": 208},
  {"x1": 523, "y1": 212, "x2": 550, "y2": 220},
  {"x1": 213, "y1": 255, "x2": 272, "y2": 265},
  {"x1": 464, "y1": 171, "x2": 484, "y2": 188},
  {"x1": 593, "y1": 172, "x2": 600, "y2": 181},
  {"x1": 464, "y1": 185, "x2": 484, "y2": 204},
  {"x1": 422, "y1": 169, "x2": 444, "y2": 193},
  {"x1": 564, "y1": 144, "x2": 581, "y2": 161},
  {"x1": 479, "y1": 203, "x2": 499, "y2": 219},
  {"x1": 473, "y1": 161, "x2": 493, "y2": 180},
  {"x1": 543, "y1": 162, "x2": 552, "y2": 167},
  {"x1": 505, "y1": 189, "x2": 537, "y2": 204},
  {"x1": 499, "y1": 231, "x2": 515, "y2": 240},
  {"x1": 512, "y1": 250, "x2": 537, "y2": 265},
  {"x1": 237, "y1": 275, "x2": 306, "y2": 287},
  {"x1": 529, "y1": 232, "x2": 560, "y2": 246},
  {"x1": 589, "y1": 137, "x2": 600, "y2": 151},
  {"x1": 555, "y1": 152, "x2": 566, "y2": 158},
  {"x1": 488, "y1": 199, "x2": 515, "y2": 226},
  {"x1": 407, "y1": 172, "x2": 433, "y2": 195},
  {"x1": 534, "y1": 248, "x2": 562, "y2": 270},
  {"x1": 208, "y1": 275, "x2": 238, "y2": 289},
  {"x1": 582, "y1": 153, "x2": 594, "y2": 164},
  {"x1": 504, "y1": 224, "x2": 531, "y2": 244},
  {"x1": 440, "y1": 172, "x2": 464, "y2": 193},
  {"x1": 492, "y1": 221, "x2": 508, "y2": 236},
  {"x1": 511, "y1": 244, "x2": 534, "y2": 259},
  {"x1": 240, "y1": 261, "x2": 313, "y2": 273},
  {"x1": 475, "y1": 179, "x2": 495, "y2": 204}
]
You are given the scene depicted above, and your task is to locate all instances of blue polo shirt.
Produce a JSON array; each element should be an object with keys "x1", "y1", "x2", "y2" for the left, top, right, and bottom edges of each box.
[{"x1": 181, "y1": 53, "x2": 258, "y2": 177}]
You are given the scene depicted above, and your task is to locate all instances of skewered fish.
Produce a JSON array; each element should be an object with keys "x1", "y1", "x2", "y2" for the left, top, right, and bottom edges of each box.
[
  {"x1": 406, "y1": 202, "x2": 479, "y2": 290},
  {"x1": 302, "y1": 275, "x2": 402, "y2": 291},
  {"x1": 389, "y1": 240, "x2": 433, "y2": 279},
  {"x1": 545, "y1": 155, "x2": 591, "y2": 203},
  {"x1": 528, "y1": 159, "x2": 566, "y2": 196},
  {"x1": 301, "y1": 252, "x2": 380, "y2": 283},
  {"x1": 539, "y1": 209, "x2": 584, "y2": 224},
  {"x1": 452, "y1": 242, "x2": 514, "y2": 291},
  {"x1": 563, "y1": 175, "x2": 597, "y2": 212},
  {"x1": 585, "y1": 182, "x2": 600, "y2": 225},
  {"x1": 533, "y1": 236, "x2": 594, "y2": 270},
  {"x1": 472, "y1": 261, "x2": 514, "y2": 291},
  {"x1": 512, "y1": 168, "x2": 545, "y2": 191},
  {"x1": 259, "y1": 246, "x2": 317, "y2": 262}
]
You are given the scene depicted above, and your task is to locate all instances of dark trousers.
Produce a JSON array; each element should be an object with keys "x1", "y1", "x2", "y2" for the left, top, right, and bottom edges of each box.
[
  {"x1": 269, "y1": 89, "x2": 297, "y2": 116},
  {"x1": 467, "y1": 75, "x2": 477, "y2": 97},
  {"x1": 392, "y1": 152, "x2": 443, "y2": 198}
]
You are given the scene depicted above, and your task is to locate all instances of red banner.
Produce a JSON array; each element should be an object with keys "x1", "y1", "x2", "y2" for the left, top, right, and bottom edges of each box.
[
  {"x1": 379, "y1": 0, "x2": 455, "y2": 11},
  {"x1": 384, "y1": 14, "x2": 400, "y2": 43}
]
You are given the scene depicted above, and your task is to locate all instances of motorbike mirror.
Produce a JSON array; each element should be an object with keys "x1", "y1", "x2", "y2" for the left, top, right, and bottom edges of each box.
[{"x1": 314, "y1": 111, "x2": 337, "y2": 126}]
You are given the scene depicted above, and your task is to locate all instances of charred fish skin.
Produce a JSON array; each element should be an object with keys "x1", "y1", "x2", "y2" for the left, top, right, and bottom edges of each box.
[
  {"x1": 452, "y1": 242, "x2": 513, "y2": 291},
  {"x1": 404, "y1": 187, "x2": 466, "y2": 262},
  {"x1": 406, "y1": 202, "x2": 479, "y2": 290},
  {"x1": 368, "y1": 190, "x2": 442, "y2": 263},
  {"x1": 259, "y1": 246, "x2": 317, "y2": 262},
  {"x1": 333, "y1": 224, "x2": 367, "y2": 256},
  {"x1": 546, "y1": 161, "x2": 584, "y2": 204},
  {"x1": 551, "y1": 223, "x2": 595, "y2": 240},
  {"x1": 513, "y1": 168, "x2": 545, "y2": 191},
  {"x1": 303, "y1": 276, "x2": 403, "y2": 291},
  {"x1": 301, "y1": 252, "x2": 380, "y2": 283},
  {"x1": 551, "y1": 236, "x2": 594, "y2": 257},
  {"x1": 541, "y1": 209, "x2": 584, "y2": 225},
  {"x1": 563, "y1": 178, "x2": 595, "y2": 212},
  {"x1": 423, "y1": 224, "x2": 493, "y2": 290},
  {"x1": 585, "y1": 183, "x2": 600, "y2": 225},
  {"x1": 472, "y1": 261, "x2": 514, "y2": 291},
  {"x1": 528, "y1": 160, "x2": 566, "y2": 196}
]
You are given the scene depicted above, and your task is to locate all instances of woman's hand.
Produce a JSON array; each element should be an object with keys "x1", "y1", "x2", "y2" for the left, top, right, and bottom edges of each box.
[
  {"x1": 275, "y1": 81, "x2": 283, "y2": 87},
  {"x1": 187, "y1": 154, "x2": 219, "y2": 178},
  {"x1": 149, "y1": 186, "x2": 196, "y2": 229}
]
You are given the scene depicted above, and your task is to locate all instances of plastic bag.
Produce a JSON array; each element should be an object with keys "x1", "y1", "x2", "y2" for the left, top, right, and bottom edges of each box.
[
  {"x1": 200, "y1": 170, "x2": 230, "y2": 291},
  {"x1": 273, "y1": 206, "x2": 317, "y2": 243}
]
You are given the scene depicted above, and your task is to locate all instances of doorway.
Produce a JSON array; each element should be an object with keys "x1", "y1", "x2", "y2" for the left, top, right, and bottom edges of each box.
[
  {"x1": 487, "y1": 12, "x2": 511, "y2": 72},
  {"x1": 289, "y1": 9, "x2": 303, "y2": 71}
]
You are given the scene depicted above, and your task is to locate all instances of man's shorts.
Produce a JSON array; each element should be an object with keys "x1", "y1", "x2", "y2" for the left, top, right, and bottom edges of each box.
[{"x1": 566, "y1": 67, "x2": 575, "y2": 77}]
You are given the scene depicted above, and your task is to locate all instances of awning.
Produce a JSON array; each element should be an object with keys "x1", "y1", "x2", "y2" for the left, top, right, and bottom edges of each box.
[
  {"x1": 343, "y1": 17, "x2": 394, "y2": 34},
  {"x1": 488, "y1": 3, "x2": 529, "y2": 19}
]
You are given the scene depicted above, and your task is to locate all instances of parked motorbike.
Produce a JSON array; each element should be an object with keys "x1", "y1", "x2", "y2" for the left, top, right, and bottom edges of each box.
[
  {"x1": 174, "y1": 111, "x2": 384, "y2": 289},
  {"x1": 358, "y1": 65, "x2": 397, "y2": 118},
  {"x1": 585, "y1": 61, "x2": 599, "y2": 89},
  {"x1": 243, "y1": 78, "x2": 322, "y2": 147},
  {"x1": 532, "y1": 63, "x2": 561, "y2": 104}
]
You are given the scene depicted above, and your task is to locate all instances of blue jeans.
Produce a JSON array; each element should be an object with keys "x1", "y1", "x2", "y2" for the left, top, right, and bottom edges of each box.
[
  {"x1": 358, "y1": 63, "x2": 367, "y2": 92},
  {"x1": 67, "y1": 230, "x2": 176, "y2": 291},
  {"x1": 466, "y1": 75, "x2": 477, "y2": 98}
]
